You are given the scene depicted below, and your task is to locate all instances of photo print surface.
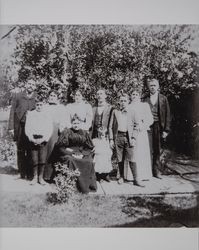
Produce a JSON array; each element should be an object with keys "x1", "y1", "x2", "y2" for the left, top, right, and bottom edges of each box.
[{"x1": 0, "y1": 24, "x2": 199, "y2": 227}]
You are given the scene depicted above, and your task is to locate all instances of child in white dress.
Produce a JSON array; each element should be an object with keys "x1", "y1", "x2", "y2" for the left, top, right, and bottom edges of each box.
[{"x1": 93, "y1": 127, "x2": 112, "y2": 182}]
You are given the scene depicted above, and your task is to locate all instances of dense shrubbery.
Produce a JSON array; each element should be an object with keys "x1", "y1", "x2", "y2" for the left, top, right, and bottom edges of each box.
[
  {"x1": 53, "y1": 162, "x2": 80, "y2": 203},
  {"x1": 0, "y1": 122, "x2": 16, "y2": 164},
  {"x1": 7, "y1": 25, "x2": 198, "y2": 103},
  {"x1": 1, "y1": 25, "x2": 199, "y2": 156},
  {"x1": 0, "y1": 138, "x2": 16, "y2": 163}
]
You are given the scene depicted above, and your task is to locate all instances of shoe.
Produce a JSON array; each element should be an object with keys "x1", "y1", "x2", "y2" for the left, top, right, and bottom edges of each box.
[
  {"x1": 38, "y1": 164, "x2": 46, "y2": 185},
  {"x1": 130, "y1": 163, "x2": 145, "y2": 187},
  {"x1": 29, "y1": 177, "x2": 38, "y2": 185},
  {"x1": 134, "y1": 180, "x2": 145, "y2": 188},
  {"x1": 154, "y1": 174, "x2": 162, "y2": 179},
  {"x1": 15, "y1": 175, "x2": 25, "y2": 180},
  {"x1": 124, "y1": 179, "x2": 131, "y2": 183},
  {"x1": 117, "y1": 178, "x2": 124, "y2": 184},
  {"x1": 30, "y1": 165, "x2": 38, "y2": 185},
  {"x1": 105, "y1": 175, "x2": 111, "y2": 182},
  {"x1": 38, "y1": 178, "x2": 47, "y2": 186}
]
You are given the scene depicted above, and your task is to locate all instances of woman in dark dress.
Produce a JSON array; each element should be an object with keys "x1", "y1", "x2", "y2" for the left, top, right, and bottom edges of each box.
[{"x1": 53, "y1": 114, "x2": 97, "y2": 194}]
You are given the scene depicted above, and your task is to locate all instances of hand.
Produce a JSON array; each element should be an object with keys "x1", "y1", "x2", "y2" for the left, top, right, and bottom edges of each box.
[
  {"x1": 66, "y1": 148, "x2": 73, "y2": 152},
  {"x1": 32, "y1": 138, "x2": 38, "y2": 145},
  {"x1": 130, "y1": 138, "x2": 136, "y2": 147},
  {"x1": 33, "y1": 138, "x2": 43, "y2": 145},
  {"x1": 59, "y1": 125, "x2": 65, "y2": 133},
  {"x1": 109, "y1": 140, "x2": 115, "y2": 150},
  {"x1": 37, "y1": 138, "x2": 43, "y2": 144},
  {"x1": 162, "y1": 131, "x2": 168, "y2": 139},
  {"x1": 139, "y1": 123, "x2": 144, "y2": 132},
  {"x1": 9, "y1": 129, "x2": 14, "y2": 138},
  {"x1": 72, "y1": 153, "x2": 83, "y2": 159}
]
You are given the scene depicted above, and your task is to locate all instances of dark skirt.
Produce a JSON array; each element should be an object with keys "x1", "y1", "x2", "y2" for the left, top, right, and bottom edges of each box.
[
  {"x1": 59, "y1": 153, "x2": 97, "y2": 194},
  {"x1": 43, "y1": 123, "x2": 59, "y2": 180}
]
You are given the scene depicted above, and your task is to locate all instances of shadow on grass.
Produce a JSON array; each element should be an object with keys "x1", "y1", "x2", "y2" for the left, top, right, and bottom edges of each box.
[
  {"x1": 109, "y1": 195, "x2": 199, "y2": 228},
  {"x1": 0, "y1": 165, "x2": 18, "y2": 175}
]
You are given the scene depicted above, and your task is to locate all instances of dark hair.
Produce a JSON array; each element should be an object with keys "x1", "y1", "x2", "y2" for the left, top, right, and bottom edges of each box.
[
  {"x1": 26, "y1": 79, "x2": 35, "y2": 84},
  {"x1": 49, "y1": 89, "x2": 59, "y2": 96},
  {"x1": 147, "y1": 78, "x2": 160, "y2": 87},
  {"x1": 97, "y1": 88, "x2": 107, "y2": 94},
  {"x1": 73, "y1": 88, "x2": 85, "y2": 97},
  {"x1": 130, "y1": 87, "x2": 142, "y2": 96},
  {"x1": 118, "y1": 90, "x2": 129, "y2": 100},
  {"x1": 35, "y1": 95, "x2": 44, "y2": 103},
  {"x1": 71, "y1": 88, "x2": 85, "y2": 101}
]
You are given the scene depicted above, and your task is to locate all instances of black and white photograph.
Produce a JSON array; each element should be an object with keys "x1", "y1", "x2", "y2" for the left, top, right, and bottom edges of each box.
[{"x1": 0, "y1": 23, "x2": 198, "y2": 228}]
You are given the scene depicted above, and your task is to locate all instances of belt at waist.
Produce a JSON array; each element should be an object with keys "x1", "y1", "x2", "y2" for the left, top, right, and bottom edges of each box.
[{"x1": 117, "y1": 131, "x2": 128, "y2": 136}]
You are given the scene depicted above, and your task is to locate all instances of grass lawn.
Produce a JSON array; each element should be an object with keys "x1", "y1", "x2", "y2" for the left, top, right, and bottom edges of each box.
[
  {"x1": 1, "y1": 190, "x2": 198, "y2": 227},
  {"x1": 0, "y1": 192, "x2": 128, "y2": 227}
]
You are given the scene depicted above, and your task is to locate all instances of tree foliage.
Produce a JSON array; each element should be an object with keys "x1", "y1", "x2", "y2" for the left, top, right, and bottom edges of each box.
[
  {"x1": 7, "y1": 25, "x2": 198, "y2": 105},
  {"x1": 1, "y1": 25, "x2": 199, "y2": 156}
]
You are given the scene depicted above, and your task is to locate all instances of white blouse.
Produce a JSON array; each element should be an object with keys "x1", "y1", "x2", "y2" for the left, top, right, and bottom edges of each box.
[
  {"x1": 25, "y1": 110, "x2": 53, "y2": 143},
  {"x1": 130, "y1": 102, "x2": 153, "y2": 131},
  {"x1": 43, "y1": 103, "x2": 67, "y2": 132},
  {"x1": 66, "y1": 102, "x2": 93, "y2": 130},
  {"x1": 117, "y1": 110, "x2": 128, "y2": 132}
]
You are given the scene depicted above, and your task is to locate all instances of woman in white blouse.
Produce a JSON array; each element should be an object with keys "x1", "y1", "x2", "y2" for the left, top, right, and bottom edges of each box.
[
  {"x1": 130, "y1": 89, "x2": 154, "y2": 181},
  {"x1": 43, "y1": 90, "x2": 67, "y2": 182},
  {"x1": 66, "y1": 89, "x2": 93, "y2": 131}
]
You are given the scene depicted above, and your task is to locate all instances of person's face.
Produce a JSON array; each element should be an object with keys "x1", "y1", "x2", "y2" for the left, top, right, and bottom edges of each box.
[
  {"x1": 97, "y1": 90, "x2": 106, "y2": 103},
  {"x1": 72, "y1": 120, "x2": 81, "y2": 130},
  {"x1": 49, "y1": 92, "x2": 58, "y2": 104},
  {"x1": 148, "y1": 80, "x2": 159, "y2": 94},
  {"x1": 74, "y1": 91, "x2": 83, "y2": 103},
  {"x1": 131, "y1": 91, "x2": 140, "y2": 102},
  {"x1": 119, "y1": 96, "x2": 129, "y2": 110},
  {"x1": 35, "y1": 102, "x2": 43, "y2": 112},
  {"x1": 26, "y1": 80, "x2": 36, "y2": 93}
]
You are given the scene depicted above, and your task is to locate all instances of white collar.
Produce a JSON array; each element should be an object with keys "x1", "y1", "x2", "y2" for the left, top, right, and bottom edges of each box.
[
  {"x1": 98, "y1": 102, "x2": 106, "y2": 107},
  {"x1": 150, "y1": 91, "x2": 158, "y2": 97}
]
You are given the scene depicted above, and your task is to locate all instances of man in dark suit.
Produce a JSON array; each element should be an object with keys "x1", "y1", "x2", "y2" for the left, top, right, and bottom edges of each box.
[
  {"x1": 91, "y1": 88, "x2": 113, "y2": 139},
  {"x1": 8, "y1": 79, "x2": 37, "y2": 179},
  {"x1": 91, "y1": 88, "x2": 113, "y2": 181},
  {"x1": 144, "y1": 79, "x2": 171, "y2": 178}
]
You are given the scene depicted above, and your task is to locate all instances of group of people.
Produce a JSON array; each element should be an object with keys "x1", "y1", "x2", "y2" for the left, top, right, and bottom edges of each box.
[{"x1": 8, "y1": 78, "x2": 171, "y2": 193}]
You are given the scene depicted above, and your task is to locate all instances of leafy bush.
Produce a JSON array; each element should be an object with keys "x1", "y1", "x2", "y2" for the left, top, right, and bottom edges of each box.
[
  {"x1": 0, "y1": 138, "x2": 16, "y2": 163},
  {"x1": 1, "y1": 25, "x2": 199, "y2": 156},
  {"x1": 7, "y1": 25, "x2": 198, "y2": 104},
  {"x1": 0, "y1": 122, "x2": 16, "y2": 164},
  {"x1": 53, "y1": 162, "x2": 80, "y2": 203}
]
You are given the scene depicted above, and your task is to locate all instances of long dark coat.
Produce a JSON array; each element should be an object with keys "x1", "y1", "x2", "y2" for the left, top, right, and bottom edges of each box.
[
  {"x1": 143, "y1": 93, "x2": 171, "y2": 133},
  {"x1": 8, "y1": 91, "x2": 36, "y2": 142},
  {"x1": 91, "y1": 103, "x2": 113, "y2": 138}
]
